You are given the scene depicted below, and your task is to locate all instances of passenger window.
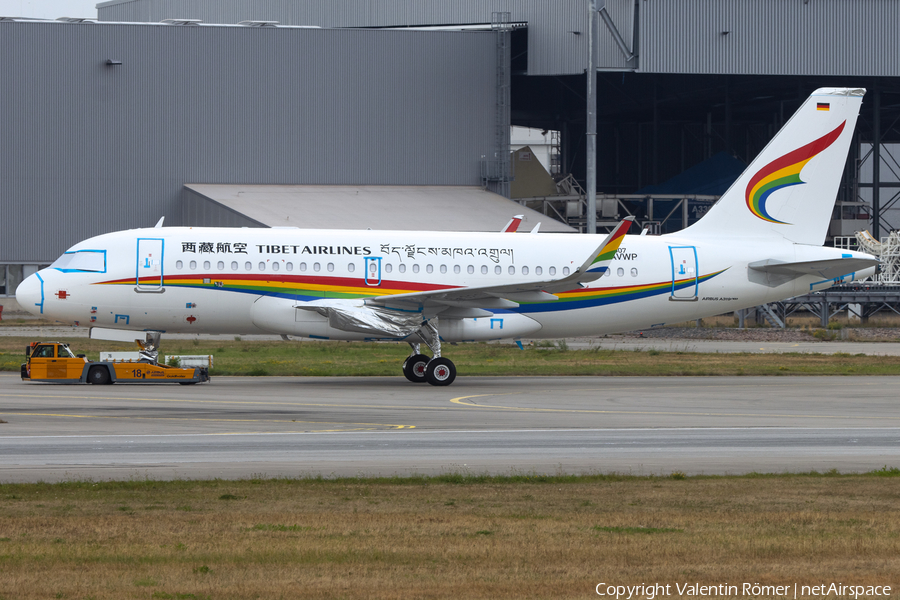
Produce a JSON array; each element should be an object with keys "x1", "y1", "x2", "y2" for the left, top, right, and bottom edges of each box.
[
  {"x1": 259, "y1": 262, "x2": 266, "y2": 271},
  {"x1": 348, "y1": 263, "x2": 355, "y2": 273},
  {"x1": 189, "y1": 260, "x2": 197, "y2": 270},
  {"x1": 426, "y1": 265, "x2": 433, "y2": 274},
  {"x1": 454, "y1": 265, "x2": 461, "y2": 274},
  {"x1": 384, "y1": 263, "x2": 392, "y2": 273},
  {"x1": 631, "y1": 268, "x2": 638, "y2": 277},
  {"x1": 535, "y1": 266, "x2": 542, "y2": 275},
  {"x1": 286, "y1": 262, "x2": 293, "y2": 272},
  {"x1": 440, "y1": 265, "x2": 447, "y2": 274},
  {"x1": 399, "y1": 264, "x2": 407, "y2": 273},
  {"x1": 563, "y1": 267, "x2": 570, "y2": 275},
  {"x1": 495, "y1": 265, "x2": 502, "y2": 275},
  {"x1": 522, "y1": 266, "x2": 529, "y2": 275},
  {"x1": 481, "y1": 265, "x2": 488, "y2": 275},
  {"x1": 244, "y1": 261, "x2": 252, "y2": 270},
  {"x1": 313, "y1": 263, "x2": 320, "y2": 272},
  {"x1": 508, "y1": 266, "x2": 515, "y2": 275},
  {"x1": 412, "y1": 264, "x2": 420, "y2": 273},
  {"x1": 549, "y1": 266, "x2": 556, "y2": 276},
  {"x1": 203, "y1": 260, "x2": 211, "y2": 270},
  {"x1": 176, "y1": 260, "x2": 183, "y2": 270},
  {"x1": 617, "y1": 267, "x2": 624, "y2": 277},
  {"x1": 231, "y1": 261, "x2": 238, "y2": 271},
  {"x1": 467, "y1": 265, "x2": 474, "y2": 275},
  {"x1": 299, "y1": 262, "x2": 307, "y2": 272},
  {"x1": 272, "y1": 262, "x2": 280, "y2": 271},
  {"x1": 604, "y1": 269, "x2": 611, "y2": 277},
  {"x1": 217, "y1": 261, "x2": 224, "y2": 270},
  {"x1": 327, "y1": 263, "x2": 334, "y2": 272}
]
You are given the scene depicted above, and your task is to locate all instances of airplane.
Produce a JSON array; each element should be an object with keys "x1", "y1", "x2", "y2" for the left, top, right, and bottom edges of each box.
[{"x1": 16, "y1": 87, "x2": 878, "y2": 386}]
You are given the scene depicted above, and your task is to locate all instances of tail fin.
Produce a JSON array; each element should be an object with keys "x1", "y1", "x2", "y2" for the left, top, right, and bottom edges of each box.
[{"x1": 684, "y1": 88, "x2": 865, "y2": 245}]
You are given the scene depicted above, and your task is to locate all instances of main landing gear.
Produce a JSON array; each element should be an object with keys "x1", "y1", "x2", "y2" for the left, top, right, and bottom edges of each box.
[{"x1": 401, "y1": 319, "x2": 457, "y2": 386}]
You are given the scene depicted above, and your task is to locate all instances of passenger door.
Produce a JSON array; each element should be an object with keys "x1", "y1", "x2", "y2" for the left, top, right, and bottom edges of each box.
[
  {"x1": 669, "y1": 246, "x2": 698, "y2": 301},
  {"x1": 136, "y1": 238, "x2": 165, "y2": 292}
]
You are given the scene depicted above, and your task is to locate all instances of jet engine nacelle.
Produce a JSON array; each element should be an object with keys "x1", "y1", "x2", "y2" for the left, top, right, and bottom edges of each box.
[{"x1": 250, "y1": 295, "x2": 541, "y2": 342}]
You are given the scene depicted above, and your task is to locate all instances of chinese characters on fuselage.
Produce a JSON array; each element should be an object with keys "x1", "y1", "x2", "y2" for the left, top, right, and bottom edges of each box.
[{"x1": 178, "y1": 241, "x2": 514, "y2": 264}]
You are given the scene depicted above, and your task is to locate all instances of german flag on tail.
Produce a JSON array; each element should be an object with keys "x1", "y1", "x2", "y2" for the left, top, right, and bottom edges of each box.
[{"x1": 817, "y1": 102, "x2": 830, "y2": 111}]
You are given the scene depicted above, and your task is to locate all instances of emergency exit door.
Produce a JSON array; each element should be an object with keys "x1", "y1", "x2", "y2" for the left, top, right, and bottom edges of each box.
[
  {"x1": 669, "y1": 246, "x2": 698, "y2": 301},
  {"x1": 136, "y1": 238, "x2": 165, "y2": 292}
]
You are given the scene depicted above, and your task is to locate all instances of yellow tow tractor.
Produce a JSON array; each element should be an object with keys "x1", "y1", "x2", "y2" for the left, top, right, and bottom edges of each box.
[{"x1": 21, "y1": 341, "x2": 210, "y2": 385}]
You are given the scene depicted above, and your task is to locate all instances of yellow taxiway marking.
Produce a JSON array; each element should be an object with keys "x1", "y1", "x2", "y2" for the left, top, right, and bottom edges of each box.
[{"x1": 449, "y1": 394, "x2": 900, "y2": 421}]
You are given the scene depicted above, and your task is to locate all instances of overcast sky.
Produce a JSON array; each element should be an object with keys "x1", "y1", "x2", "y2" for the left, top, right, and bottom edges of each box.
[{"x1": 0, "y1": 0, "x2": 99, "y2": 19}]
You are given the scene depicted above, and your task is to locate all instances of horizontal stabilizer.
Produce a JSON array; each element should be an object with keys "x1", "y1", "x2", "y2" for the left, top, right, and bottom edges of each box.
[{"x1": 749, "y1": 257, "x2": 879, "y2": 281}]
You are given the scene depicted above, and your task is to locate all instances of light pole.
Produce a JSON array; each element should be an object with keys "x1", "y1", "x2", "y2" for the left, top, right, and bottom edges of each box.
[{"x1": 586, "y1": 0, "x2": 597, "y2": 234}]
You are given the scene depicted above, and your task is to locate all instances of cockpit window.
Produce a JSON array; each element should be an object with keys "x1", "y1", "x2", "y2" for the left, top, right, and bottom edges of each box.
[{"x1": 50, "y1": 250, "x2": 107, "y2": 273}]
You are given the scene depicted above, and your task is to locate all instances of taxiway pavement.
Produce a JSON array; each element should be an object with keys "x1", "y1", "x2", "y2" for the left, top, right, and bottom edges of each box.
[{"x1": 1, "y1": 374, "x2": 898, "y2": 482}]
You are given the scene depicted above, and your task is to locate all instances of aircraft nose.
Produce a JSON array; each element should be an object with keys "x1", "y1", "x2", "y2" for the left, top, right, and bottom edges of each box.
[{"x1": 15, "y1": 273, "x2": 45, "y2": 316}]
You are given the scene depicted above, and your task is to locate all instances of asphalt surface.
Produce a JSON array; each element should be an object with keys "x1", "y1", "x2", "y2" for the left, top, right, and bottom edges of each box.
[{"x1": 2, "y1": 374, "x2": 899, "y2": 482}]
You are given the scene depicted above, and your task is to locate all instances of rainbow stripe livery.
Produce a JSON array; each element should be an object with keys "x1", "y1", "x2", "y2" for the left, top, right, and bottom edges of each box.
[{"x1": 744, "y1": 121, "x2": 845, "y2": 224}]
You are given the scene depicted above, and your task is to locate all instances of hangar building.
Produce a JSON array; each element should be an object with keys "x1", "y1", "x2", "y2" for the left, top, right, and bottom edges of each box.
[{"x1": 2, "y1": 0, "x2": 900, "y2": 311}]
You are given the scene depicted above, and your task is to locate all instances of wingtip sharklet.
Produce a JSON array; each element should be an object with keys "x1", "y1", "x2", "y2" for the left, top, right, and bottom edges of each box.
[{"x1": 583, "y1": 217, "x2": 634, "y2": 276}]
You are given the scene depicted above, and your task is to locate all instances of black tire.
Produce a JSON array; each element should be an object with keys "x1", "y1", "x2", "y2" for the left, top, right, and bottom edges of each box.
[
  {"x1": 179, "y1": 382, "x2": 197, "y2": 385},
  {"x1": 425, "y1": 357, "x2": 456, "y2": 387},
  {"x1": 402, "y1": 354, "x2": 430, "y2": 383},
  {"x1": 87, "y1": 366, "x2": 111, "y2": 385}
]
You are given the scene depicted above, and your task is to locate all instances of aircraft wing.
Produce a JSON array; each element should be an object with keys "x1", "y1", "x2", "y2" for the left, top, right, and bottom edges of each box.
[
  {"x1": 748, "y1": 256, "x2": 879, "y2": 280},
  {"x1": 366, "y1": 217, "x2": 634, "y2": 313}
]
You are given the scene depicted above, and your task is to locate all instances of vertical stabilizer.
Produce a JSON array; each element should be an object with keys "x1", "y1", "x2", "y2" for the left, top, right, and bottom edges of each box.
[{"x1": 684, "y1": 88, "x2": 865, "y2": 245}]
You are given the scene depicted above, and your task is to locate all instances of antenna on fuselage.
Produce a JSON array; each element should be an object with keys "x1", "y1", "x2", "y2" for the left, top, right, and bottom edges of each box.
[{"x1": 154, "y1": 216, "x2": 165, "y2": 228}]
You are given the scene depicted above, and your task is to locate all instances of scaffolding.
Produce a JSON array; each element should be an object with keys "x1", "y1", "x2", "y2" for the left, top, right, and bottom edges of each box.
[{"x1": 834, "y1": 230, "x2": 900, "y2": 284}]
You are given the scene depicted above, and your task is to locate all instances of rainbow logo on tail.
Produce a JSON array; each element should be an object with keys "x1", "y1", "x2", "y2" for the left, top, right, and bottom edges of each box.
[{"x1": 745, "y1": 121, "x2": 845, "y2": 224}]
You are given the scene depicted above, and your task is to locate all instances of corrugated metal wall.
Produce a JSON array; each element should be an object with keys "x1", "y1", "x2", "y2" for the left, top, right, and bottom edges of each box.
[
  {"x1": 639, "y1": 0, "x2": 900, "y2": 76},
  {"x1": 0, "y1": 21, "x2": 498, "y2": 263},
  {"x1": 98, "y1": 0, "x2": 900, "y2": 77},
  {"x1": 97, "y1": 0, "x2": 598, "y2": 76}
]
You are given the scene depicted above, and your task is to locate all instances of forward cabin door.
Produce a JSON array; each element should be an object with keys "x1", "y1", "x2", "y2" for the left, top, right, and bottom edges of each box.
[
  {"x1": 136, "y1": 238, "x2": 164, "y2": 292},
  {"x1": 364, "y1": 257, "x2": 382, "y2": 286},
  {"x1": 669, "y1": 246, "x2": 698, "y2": 301}
]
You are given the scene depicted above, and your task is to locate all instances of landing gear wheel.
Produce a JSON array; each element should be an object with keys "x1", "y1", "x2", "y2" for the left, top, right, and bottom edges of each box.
[
  {"x1": 402, "y1": 354, "x2": 430, "y2": 383},
  {"x1": 87, "y1": 366, "x2": 111, "y2": 385},
  {"x1": 425, "y1": 357, "x2": 456, "y2": 387}
]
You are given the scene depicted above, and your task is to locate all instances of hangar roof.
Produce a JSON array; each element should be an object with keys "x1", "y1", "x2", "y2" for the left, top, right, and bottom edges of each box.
[{"x1": 184, "y1": 184, "x2": 574, "y2": 233}]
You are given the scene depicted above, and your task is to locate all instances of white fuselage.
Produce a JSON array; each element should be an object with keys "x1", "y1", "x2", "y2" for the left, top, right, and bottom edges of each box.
[{"x1": 17, "y1": 226, "x2": 874, "y2": 341}]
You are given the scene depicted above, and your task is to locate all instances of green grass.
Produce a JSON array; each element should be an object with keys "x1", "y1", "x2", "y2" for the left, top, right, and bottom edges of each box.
[
  {"x1": 3, "y1": 336, "x2": 900, "y2": 377},
  {"x1": 1, "y1": 469, "x2": 900, "y2": 599}
]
